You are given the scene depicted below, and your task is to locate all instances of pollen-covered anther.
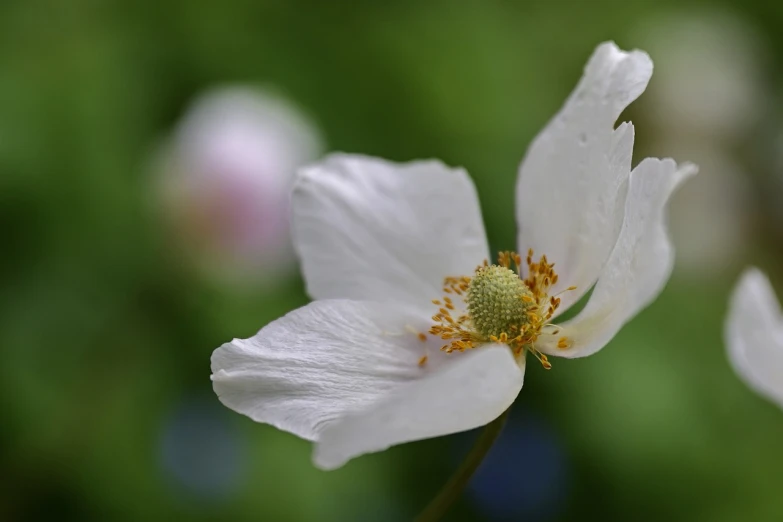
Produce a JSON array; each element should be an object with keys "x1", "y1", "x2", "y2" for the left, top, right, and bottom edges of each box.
[
  {"x1": 442, "y1": 275, "x2": 470, "y2": 296},
  {"x1": 557, "y1": 337, "x2": 572, "y2": 349},
  {"x1": 429, "y1": 250, "x2": 576, "y2": 369}
]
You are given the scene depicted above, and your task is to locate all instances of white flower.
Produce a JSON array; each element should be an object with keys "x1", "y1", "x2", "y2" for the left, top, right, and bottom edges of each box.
[
  {"x1": 726, "y1": 269, "x2": 783, "y2": 409},
  {"x1": 211, "y1": 42, "x2": 697, "y2": 470},
  {"x1": 156, "y1": 86, "x2": 322, "y2": 285}
]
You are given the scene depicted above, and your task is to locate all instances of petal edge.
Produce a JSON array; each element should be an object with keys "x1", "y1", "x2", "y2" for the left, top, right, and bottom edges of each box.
[
  {"x1": 516, "y1": 42, "x2": 653, "y2": 315},
  {"x1": 292, "y1": 153, "x2": 490, "y2": 306},
  {"x1": 538, "y1": 159, "x2": 697, "y2": 358},
  {"x1": 313, "y1": 345, "x2": 524, "y2": 470}
]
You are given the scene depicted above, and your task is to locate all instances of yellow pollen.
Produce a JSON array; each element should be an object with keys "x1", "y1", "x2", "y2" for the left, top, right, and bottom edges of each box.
[{"x1": 428, "y1": 250, "x2": 576, "y2": 370}]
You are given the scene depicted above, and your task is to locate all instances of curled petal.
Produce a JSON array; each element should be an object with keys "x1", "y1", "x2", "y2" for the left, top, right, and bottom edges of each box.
[
  {"x1": 726, "y1": 268, "x2": 783, "y2": 409},
  {"x1": 516, "y1": 42, "x2": 652, "y2": 315},
  {"x1": 292, "y1": 153, "x2": 490, "y2": 305},
  {"x1": 211, "y1": 300, "x2": 523, "y2": 468},
  {"x1": 538, "y1": 159, "x2": 697, "y2": 358}
]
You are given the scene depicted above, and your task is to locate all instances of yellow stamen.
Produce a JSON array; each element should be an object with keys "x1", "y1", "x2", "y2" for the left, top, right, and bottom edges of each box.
[{"x1": 427, "y1": 249, "x2": 577, "y2": 370}]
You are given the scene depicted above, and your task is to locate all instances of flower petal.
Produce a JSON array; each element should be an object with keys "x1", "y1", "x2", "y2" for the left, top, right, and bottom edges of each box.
[
  {"x1": 726, "y1": 268, "x2": 783, "y2": 409},
  {"x1": 537, "y1": 159, "x2": 697, "y2": 358},
  {"x1": 211, "y1": 300, "x2": 429, "y2": 441},
  {"x1": 292, "y1": 153, "x2": 490, "y2": 305},
  {"x1": 211, "y1": 299, "x2": 522, "y2": 468},
  {"x1": 314, "y1": 345, "x2": 523, "y2": 470},
  {"x1": 516, "y1": 42, "x2": 652, "y2": 314}
]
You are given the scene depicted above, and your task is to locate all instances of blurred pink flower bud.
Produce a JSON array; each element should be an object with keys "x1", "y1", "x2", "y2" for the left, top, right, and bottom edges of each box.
[{"x1": 156, "y1": 87, "x2": 323, "y2": 287}]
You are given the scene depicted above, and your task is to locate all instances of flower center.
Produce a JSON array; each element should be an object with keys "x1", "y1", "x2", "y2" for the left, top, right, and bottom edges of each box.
[{"x1": 428, "y1": 250, "x2": 574, "y2": 369}]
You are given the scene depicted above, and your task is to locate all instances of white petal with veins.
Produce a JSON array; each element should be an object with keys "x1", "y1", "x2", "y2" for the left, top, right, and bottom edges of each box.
[
  {"x1": 210, "y1": 42, "x2": 699, "y2": 470},
  {"x1": 538, "y1": 159, "x2": 697, "y2": 358},
  {"x1": 516, "y1": 42, "x2": 652, "y2": 315},
  {"x1": 292, "y1": 153, "x2": 490, "y2": 306},
  {"x1": 314, "y1": 344, "x2": 523, "y2": 470},
  {"x1": 726, "y1": 268, "x2": 783, "y2": 409},
  {"x1": 211, "y1": 299, "x2": 522, "y2": 468}
]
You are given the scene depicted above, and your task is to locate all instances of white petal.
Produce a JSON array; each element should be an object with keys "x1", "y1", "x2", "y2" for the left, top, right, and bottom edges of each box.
[
  {"x1": 516, "y1": 42, "x2": 652, "y2": 314},
  {"x1": 314, "y1": 345, "x2": 523, "y2": 470},
  {"x1": 211, "y1": 299, "x2": 522, "y2": 468},
  {"x1": 211, "y1": 300, "x2": 427, "y2": 441},
  {"x1": 538, "y1": 159, "x2": 697, "y2": 358},
  {"x1": 292, "y1": 153, "x2": 490, "y2": 305},
  {"x1": 726, "y1": 268, "x2": 783, "y2": 409}
]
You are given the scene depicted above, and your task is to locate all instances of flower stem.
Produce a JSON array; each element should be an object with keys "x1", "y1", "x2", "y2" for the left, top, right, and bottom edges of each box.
[{"x1": 414, "y1": 407, "x2": 511, "y2": 522}]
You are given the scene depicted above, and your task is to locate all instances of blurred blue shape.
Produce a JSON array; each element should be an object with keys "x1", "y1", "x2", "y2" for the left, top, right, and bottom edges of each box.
[
  {"x1": 158, "y1": 395, "x2": 245, "y2": 503},
  {"x1": 462, "y1": 410, "x2": 570, "y2": 521}
]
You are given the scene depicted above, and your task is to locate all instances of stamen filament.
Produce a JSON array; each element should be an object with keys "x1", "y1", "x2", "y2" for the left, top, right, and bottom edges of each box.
[{"x1": 428, "y1": 249, "x2": 577, "y2": 369}]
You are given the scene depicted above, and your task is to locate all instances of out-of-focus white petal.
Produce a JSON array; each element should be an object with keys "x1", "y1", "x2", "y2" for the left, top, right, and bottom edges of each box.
[
  {"x1": 211, "y1": 299, "x2": 521, "y2": 468},
  {"x1": 726, "y1": 268, "x2": 783, "y2": 409},
  {"x1": 292, "y1": 153, "x2": 490, "y2": 305},
  {"x1": 538, "y1": 159, "x2": 697, "y2": 358},
  {"x1": 314, "y1": 345, "x2": 523, "y2": 470},
  {"x1": 516, "y1": 42, "x2": 652, "y2": 315}
]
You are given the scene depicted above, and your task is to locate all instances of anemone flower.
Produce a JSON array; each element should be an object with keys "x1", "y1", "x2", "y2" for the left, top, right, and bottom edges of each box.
[{"x1": 211, "y1": 42, "x2": 696, "y2": 473}]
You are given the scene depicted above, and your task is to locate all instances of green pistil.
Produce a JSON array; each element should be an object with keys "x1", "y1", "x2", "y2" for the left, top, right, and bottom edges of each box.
[{"x1": 465, "y1": 265, "x2": 534, "y2": 340}]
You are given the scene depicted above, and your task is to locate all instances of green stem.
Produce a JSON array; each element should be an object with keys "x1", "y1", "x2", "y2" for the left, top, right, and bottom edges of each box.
[{"x1": 414, "y1": 407, "x2": 512, "y2": 522}]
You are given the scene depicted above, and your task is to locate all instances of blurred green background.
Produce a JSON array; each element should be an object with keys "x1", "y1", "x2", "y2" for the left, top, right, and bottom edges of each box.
[{"x1": 3, "y1": 0, "x2": 783, "y2": 521}]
